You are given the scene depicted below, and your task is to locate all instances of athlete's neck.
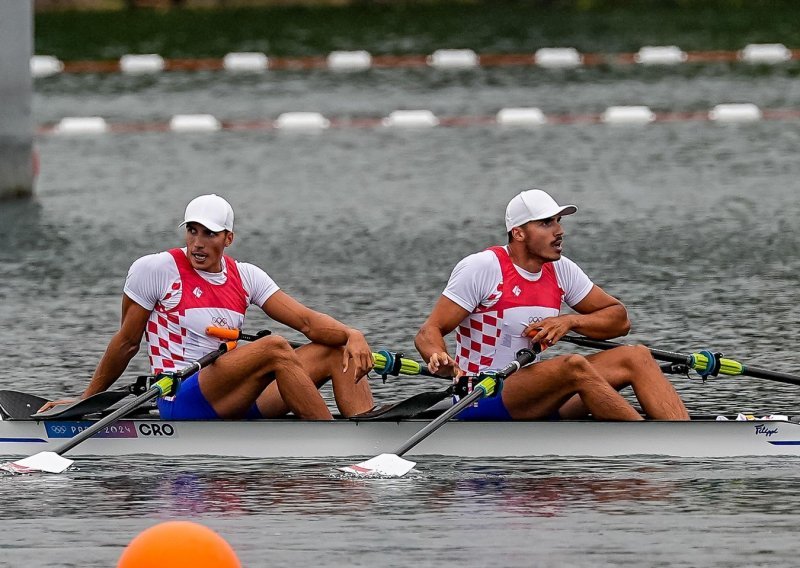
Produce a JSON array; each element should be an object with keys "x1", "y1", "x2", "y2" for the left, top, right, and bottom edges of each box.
[{"x1": 507, "y1": 243, "x2": 545, "y2": 274}]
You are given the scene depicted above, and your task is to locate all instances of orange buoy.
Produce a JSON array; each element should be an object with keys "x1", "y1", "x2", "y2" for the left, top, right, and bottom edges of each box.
[{"x1": 117, "y1": 520, "x2": 241, "y2": 568}]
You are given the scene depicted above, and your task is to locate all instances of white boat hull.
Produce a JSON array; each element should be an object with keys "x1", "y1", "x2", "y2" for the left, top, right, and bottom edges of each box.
[{"x1": 1, "y1": 417, "x2": 799, "y2": 458}]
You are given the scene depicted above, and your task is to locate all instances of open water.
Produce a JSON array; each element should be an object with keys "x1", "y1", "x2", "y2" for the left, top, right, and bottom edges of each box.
[{"x1": 3, "y1": 14, "x2": 800, "y2": 567}]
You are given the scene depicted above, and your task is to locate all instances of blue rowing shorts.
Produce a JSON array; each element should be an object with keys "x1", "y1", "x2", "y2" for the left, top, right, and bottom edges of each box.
[
  {"x1": 454, "y1": 394, "x2": 561, "y2": 421},
  {"x1": 455, "y1": 393, "x2": 513, "y2": 420},
  {"x1": 157, "y1": 371, "x2": 263, "y2": 420}
]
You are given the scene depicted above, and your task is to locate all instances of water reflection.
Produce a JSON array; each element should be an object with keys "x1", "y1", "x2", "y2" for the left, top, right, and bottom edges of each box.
[
  {"x1": 2, "y1": 456, "x2": 793, "y2": 520},
  {"x1": 0, "y1": 199, "x2": 66, "y2": 266}
]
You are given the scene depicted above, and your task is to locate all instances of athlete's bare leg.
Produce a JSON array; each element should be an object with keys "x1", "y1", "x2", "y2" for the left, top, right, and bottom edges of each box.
[
  {"x1": 558, "y1": 345, "x2": 689, "y2": 420},
  {"x1": 501, "y1": 354, "x2": 643, "y2": 421},
  {"x1": 256, "y1": 343, "x2": 374, "y2": 418},
  {"x1": 198, "y1": 336, "x2": 333, "y2": 420}
]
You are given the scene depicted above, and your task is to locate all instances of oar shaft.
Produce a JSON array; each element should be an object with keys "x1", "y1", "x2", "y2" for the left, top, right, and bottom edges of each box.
[
  {"x1": 738, "y1": 366, "x2": 800, "y2": 387},
  {"x1": 52, "y1": 341, "x2": 235, "y2": 456},
  {"x1": 392, "y1": 349, "x2": 537, "y2": 457},
  {"x1": 393, "y1": 385, "x2": 485, "y2": 457},
  {"x1": 205, "y1": 326, "x2": 441, "y2": 378},
  {"x1": 53, "y1": 382, "x2": 166, "y2": 455},
  {"x1": 560, "y1": 335, "x2": 800, "y2": 387},
  {"x1": 561, "y1": 335, "x2": 691, "y2": 364}
]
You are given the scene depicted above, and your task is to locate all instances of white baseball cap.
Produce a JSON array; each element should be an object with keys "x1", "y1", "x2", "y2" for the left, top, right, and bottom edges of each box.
[
  {"x1": 179, "y1": 194, "x2": 235, "y2": 232},
  {"x1": 504, "y1": 189, "x2": 577, "y2": 232}
]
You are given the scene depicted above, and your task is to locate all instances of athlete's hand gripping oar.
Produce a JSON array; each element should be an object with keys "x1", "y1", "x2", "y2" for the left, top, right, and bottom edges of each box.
[
  {"x1": 339, "y1": 347, "x2": 539, "y2": 478},
  {"x1": 205, "y1": 326, "x2": 443, "y2": 379},
  {"x1": 0, "y1": 341, "x2": 237, "y2": 475},
  {"x1": 560, "y1": 335, "x2": 800, "y2": 386}
]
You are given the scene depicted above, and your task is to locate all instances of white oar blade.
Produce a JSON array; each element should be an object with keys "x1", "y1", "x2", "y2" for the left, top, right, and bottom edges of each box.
[
  {"x1": 0, "y1": 452, "x2": 73, "y2": 474},
  {"x1": 339, "y1": 453, "x2": 416, "y2": 477}
]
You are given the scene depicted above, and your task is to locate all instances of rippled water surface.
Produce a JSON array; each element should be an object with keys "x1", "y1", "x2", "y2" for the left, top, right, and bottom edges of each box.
[
  {"x1": 5, "y1": 456, "x2": 800, "y2": 567},
  {"x1": 3, "y1": 13, "x2": 800, "y2": 566}
]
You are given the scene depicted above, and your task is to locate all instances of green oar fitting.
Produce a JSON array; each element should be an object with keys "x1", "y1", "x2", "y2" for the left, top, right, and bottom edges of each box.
[
  {"x1": 690, "y1": 350, "x2": 745, "y2": 378},
  {"x1": 690, "y1": 350, "x2": 721, "y2": 379},
  {"x1": 153, "y1": 375, "x2": 177, "y2": 397},
  {"x1": 374, "y1": 349, "x2": 423, "y2": 382},
  {"x1": 474, "y1": 375, "x2": 498, "y2": 398},
  {"x1": 374, "y1": 349, "x2": 401, "y2": 381}
]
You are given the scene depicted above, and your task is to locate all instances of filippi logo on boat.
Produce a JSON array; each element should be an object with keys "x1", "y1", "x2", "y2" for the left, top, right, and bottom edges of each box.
[
  {"x1": 755, "y1": 424, "x2": 779, "y2": 437},
  {"x1": 45, "y1": 420, "x2": 138, "y2": 438}
]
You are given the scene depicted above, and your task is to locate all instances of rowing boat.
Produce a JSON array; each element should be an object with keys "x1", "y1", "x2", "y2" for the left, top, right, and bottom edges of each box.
[
  {"x1": 1, "y1": 412, "x2": 799, "y2": 459},
  {"x1": 3, "y1": 338, "x2": 800, "y2": 464}
]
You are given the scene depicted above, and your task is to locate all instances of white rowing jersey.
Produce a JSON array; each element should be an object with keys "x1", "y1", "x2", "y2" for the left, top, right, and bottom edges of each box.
[
  {"x1": 443, "y1": 245, "x2": 593, "y2": 373},
  {"x1": 124, "y1": 248, "x2": 279, "y2": 374}
]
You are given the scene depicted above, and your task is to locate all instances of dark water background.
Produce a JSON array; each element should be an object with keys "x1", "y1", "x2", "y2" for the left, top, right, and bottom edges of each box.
[{"x1": 3, "y1": 4, "x2": 800, "y2": 566}]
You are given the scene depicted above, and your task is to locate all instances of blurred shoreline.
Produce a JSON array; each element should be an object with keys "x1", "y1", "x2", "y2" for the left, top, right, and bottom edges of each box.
[
  {"x1": 34, "y1": 0, "x2": 800, "y2": 60},
  {"x1": 34, "y1": 0, "x2": 800, "y2": 11}
]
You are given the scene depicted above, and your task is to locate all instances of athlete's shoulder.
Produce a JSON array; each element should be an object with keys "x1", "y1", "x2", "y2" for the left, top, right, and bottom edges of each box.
[
  {"x1": 553, "y1": 254, "x2": 583, "y2": 270},
  {"x1": 129, "y1": 250, "x2": 176, "y2": 274},
  {"x1": 233, "y1": 260, "x2": 269, "y2": 278},
  {"x1": 124, "y1": 251, "x2": 179, "y2": 310},
  {"x1": 454, "y1": 248, "x2": 502, "y2": 271},
  {"x1": 233, "y1": 260, "x2": 279, "y2": 304},
  {"x1": 552, "y1": 255, "x2": 594, "y2": 304}
]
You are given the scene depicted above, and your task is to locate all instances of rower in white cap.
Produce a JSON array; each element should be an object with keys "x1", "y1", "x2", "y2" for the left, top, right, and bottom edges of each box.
[
  {"x1": 415, "y1": 188, "x2": 689, "y2": 421},
  {"x1": 39, "y1": 194, "x2": 374, "y2": 420}
]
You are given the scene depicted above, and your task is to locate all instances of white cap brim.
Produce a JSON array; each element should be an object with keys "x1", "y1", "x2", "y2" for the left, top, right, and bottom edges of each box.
[
  {"x1": 505, "y1": 189, "x2": 578, "y2": 232},
  {"x1": 178, "y1": 218, "x2": 227, "y2": 232}
]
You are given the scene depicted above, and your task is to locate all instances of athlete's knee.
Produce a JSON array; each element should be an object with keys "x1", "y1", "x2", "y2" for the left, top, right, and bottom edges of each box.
[
  {"x1": 306, "y1": 343, "x2": 344, "y2": 371},
  {"x1": 254, "y1": 336, "x2": 301, "y2": 367},
  {"x1": 561, "y1": 353, "x2": 593, "y2": 374},
  {"x1": 617, "y1": 344, "x2": 657, "y2": 372},
  {"x1": 324, "y1": 344, "x2": 346, "y2": 361},
  {"x1": 559, "y1": 354, "x2": 601, "y2": 388}
]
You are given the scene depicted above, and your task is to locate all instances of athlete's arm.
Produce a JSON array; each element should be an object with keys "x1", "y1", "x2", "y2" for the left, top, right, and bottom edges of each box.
[
  {"x1": 37, "y1": 295, "x2": 150, "y2": 412},
  {"x1": 526, "y1": 284, "x2": 630, "y2": 345},
  {"x1": 415, "y1": 296, "x2": 470, "y2": 377},
  {"x1": 82, "y1": 295, "x2": 151, "y2": 397},
  {"x1": 416, "y1": 252, "x2": 498, "y2": 377},
  {"x1": 261, "y1": 290, "x2": 373, "y2": 379},
  {"x1": 569, "y1": 285, "x2": 630, "y2": 339}
]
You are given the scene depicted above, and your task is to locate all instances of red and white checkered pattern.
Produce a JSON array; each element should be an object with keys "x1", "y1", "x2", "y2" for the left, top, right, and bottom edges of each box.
[
  {"x1": 455, "y1": 312, "x2": 503, "y2": 374},
  {"x1": 142, "y1": 249, "x2": 248, "y2": 375},
  {"x1": 146, "y1": 305, "x2": 188, "y2": 375},
  {"x1": 453, "y1": 246, "x2": 563, "y2": 373}
]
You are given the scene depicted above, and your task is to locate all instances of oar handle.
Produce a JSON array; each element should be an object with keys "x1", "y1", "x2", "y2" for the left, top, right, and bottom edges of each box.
[
  {"x1": 205, "y1": 327, "x2": 241, "y2": 341},
  {"x1": 205, "y1": 327, "x2": 275, "y2": 344}
]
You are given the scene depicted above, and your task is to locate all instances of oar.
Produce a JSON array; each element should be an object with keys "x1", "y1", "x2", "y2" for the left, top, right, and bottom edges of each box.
[
  {"x1": 205, "y1": 326, "x2": 441, "y2": 379},
  {"x1": 560, "y1": 335, "x2": 800, "y2": 386},
  {"x1": 0, "y1": 341, "x2": 236, "y2": 475},
  {"x1": 339, "y1": 348, "x2": 539, "y2": 477}
]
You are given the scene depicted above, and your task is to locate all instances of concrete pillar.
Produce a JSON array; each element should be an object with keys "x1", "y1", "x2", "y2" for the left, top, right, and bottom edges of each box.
[{"x1": 0, "y1": 2, "x2": 34, "y2": 201}]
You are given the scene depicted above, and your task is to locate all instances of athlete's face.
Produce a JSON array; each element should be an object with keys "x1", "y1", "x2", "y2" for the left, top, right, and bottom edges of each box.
[
  {"x1": 512, "y1": 215, "x2": 564, "y2": 265},
  {"x1": 184, "y1": 222, "x2": 234, "y2": 272}
]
